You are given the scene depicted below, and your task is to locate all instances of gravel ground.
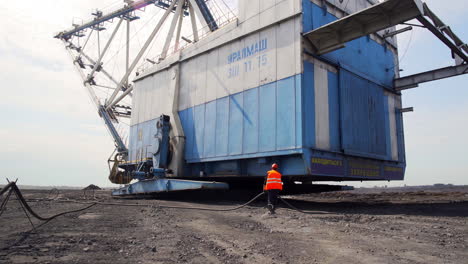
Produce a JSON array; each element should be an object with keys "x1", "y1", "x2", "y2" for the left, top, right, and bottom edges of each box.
[{"x1": 0, "y1": 187, "x2": 467, "y2": 264}]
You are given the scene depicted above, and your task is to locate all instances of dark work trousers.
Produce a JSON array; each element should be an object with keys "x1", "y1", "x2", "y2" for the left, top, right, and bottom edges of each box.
[{"x1": 267, "y1": 189, "x2": 280, "y2": 211}]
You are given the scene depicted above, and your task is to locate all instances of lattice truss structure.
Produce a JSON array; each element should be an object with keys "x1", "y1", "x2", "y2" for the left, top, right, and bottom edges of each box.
[{"x1": 55, "y1": 0, "x2": 235, "y2": 155}]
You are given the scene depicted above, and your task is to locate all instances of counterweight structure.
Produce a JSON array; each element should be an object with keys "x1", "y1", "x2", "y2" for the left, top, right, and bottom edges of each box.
[{"x1": 56, "y1": 0, "x2": 467, "y2": 195}]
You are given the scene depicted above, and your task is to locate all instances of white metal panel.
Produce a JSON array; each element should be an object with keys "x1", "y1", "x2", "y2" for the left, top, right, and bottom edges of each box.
[
  {"x1": 178, "y1": 61, "x2": 191, "y2": 110},
  {"x1": 130, "y1": 82, "x2": 141, "y2": 126},
  {"x1": 275, "y1": 0, "x2": 295, "y2": 22},
  {"x1": 145, "y1": 76, "x2": 154, "y2": 122},
  {"x1": 388, "y1": 94, "x2": 399, "y2": 160},
  {"x1": 242, "y1": 33, "x2": 260, "y2": 90},
  {"x1": 314, "y1": 62, "x2": 330, "y2": 150},
  {"x1": 187, "y1": 58, "x2": 197, "y2": 109},
  {"x1": 238, "y1": 0, "x2": 246, "y2": 22},
  {"x1": 193, "y1": 54, "x2": 207, "y2": 106},
  {"x1": 294, "y1": 16, "x2": 302, "y2": 76},
  {"x1": 149, "y1": 15, "x2": 303, "y2": 114},
  {"x1": 155, "y1": 69, "x2": 171, "y2": 117},
  {"x1": 240, "y1": 0, "x2": 260, "y2": 31},
  {"x1": 259, "y1": 26, "x2": 277, "y2": 85},
  {"x1": 294, "y1": 0, "x2": 301, "y2": 14},
  {"x1": 276, "y1": 19, "x2": 296, "y2": 80},
  {"x1": 259, "y1": 0, "x2": 276, "y2": 28},
  {"x1": 137, "y1": 78, "x2": 148, "y2": 123},
  {"x1": 227, "y1": 39, "x2": 245, "y2": 94},
  {"x1": 179, "y1": 21, "x2": 238, "y2": 62},
  {"x1": 149, "y1": 74, "x2": 159, "y2": 120},
  {"x1": 205, "y1": 49, "x2": 219, "y2": 102},
  {"x1": 216, "y1": 42, "x2": 231, "y2": 99}
]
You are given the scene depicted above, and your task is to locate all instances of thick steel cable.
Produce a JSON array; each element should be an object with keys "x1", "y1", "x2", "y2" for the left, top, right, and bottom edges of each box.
[
  {"x1": 0, "y1": 188, "x2": 13, "y2": 217},
  {"x1": 279, "y1": 197, "x2": 329, "y2": 215},
  {"x1": 0, "y1": 183, "x2": 97, "y2": 222},
  {"x1": 0, "y1": 182, "x2": 15, "y2": 196},
  {"x1": 14, "y1": 190, "x2": 36, "y2": 230},
  {"x1": 56, "y1": 192, "x2": 266, "y2": 212}
]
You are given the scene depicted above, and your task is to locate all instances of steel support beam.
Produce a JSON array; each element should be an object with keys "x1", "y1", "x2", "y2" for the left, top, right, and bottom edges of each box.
[
  {"x1": 395, "y1": 64, "x2": 468, "y2": 90},
  {"x1": 188, "y1": 1, "x2": 199, "y2": 42},
  {"x1": 99, "y1": 106, "x2": 128, "y2": 153},
  {"x1": 88, "y1": 18, "x2": 124, "y2": 81},
  {"x1": 64, "y1": 41, "x2": 100, "y2": 109},
  {"x1": 160, "y1": 0, "x2": 185, "y2": 60},
  {"x1": 191, "y1": 0, "x2": 218, "y2": 31},
  {"x1": 126, "y1": 19, "x2": 131, "y2": 85},
  {"x1": 303, "y1": 0, "x2": 424, "y2": 55},
  {"x1": 106, "y1": 0, "x2": 177, "y2": 109},
  {"x1": 187, "y1": 0, "x2": 210, "y2": 32},
  {"x1": 65, "y1": 41, "x2": 128, "y2": 153},
  {"x1": 80, "y1": 50, "x2": 120, "y2": 86},
  {"x1": 174, "y1": 1, "x2": 184, "y2": 52},
  {"x1": 55, "y1": 0, "x2": 156, "y2": 39},
  {"x1": 417, "y1": 16, "x2": 468, "y2": 63},
  {"x1": 383, "y1": 26, "x2": 412, "y2": 38}
]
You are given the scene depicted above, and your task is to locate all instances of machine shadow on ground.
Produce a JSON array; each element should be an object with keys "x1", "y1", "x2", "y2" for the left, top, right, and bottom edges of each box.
[{"x1": 113, "y1": 189, "x2": 468, "y2": 218}]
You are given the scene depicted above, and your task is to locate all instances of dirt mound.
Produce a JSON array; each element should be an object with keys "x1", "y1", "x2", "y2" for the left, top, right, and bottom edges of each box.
[{"x1": 82, "y1": 184, "x2": 101, "y2": 190}]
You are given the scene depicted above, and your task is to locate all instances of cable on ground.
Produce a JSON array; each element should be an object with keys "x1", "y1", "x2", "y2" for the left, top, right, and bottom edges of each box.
[
  {"x1": 279, "y1": 197, "x2": 328, "y2": 215},
  {"x1": 55, "y1": 191, "x2": 266, "y2": 212},
  {"x1": 0, "y1": 182, "x2": 97, "y2": 222}
]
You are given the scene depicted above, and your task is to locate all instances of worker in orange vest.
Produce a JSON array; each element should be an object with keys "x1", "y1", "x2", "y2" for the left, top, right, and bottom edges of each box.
[{"x1": 263, "y1": 163, "x2": 283, "y2": 214}]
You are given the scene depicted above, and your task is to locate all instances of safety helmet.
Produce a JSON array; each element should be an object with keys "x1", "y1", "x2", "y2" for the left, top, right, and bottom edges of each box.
[{"x1": 271, "y1": 163, "x2": 279, "y2": 169}]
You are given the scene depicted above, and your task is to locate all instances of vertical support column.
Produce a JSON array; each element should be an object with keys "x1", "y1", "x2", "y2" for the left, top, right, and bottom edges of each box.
[
  {"x1": 188, "y1": 2, "x2": 199, "y2": 42},
  {"x1": 126, "y1": 19, "x2": 130, "y2": 86},
  {"x1": 160, "y1": 0, "x2": 185, "y2": 60},
  {"x1": 174, "y1": 5, "x2": 184, "y2": 52}
]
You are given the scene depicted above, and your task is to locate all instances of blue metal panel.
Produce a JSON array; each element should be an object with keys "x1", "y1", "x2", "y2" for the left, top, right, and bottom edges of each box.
[
  {"x1": 339, "y1": 70, "x2": 387, "y2": 159},
  {"x1": 303, "y1": 61, "x2": 315, "y2": 148},
  {"x1": 215, "y1": 97, "x2": 229, "y2": 156},
  {"x1": 179, "y1": 75, "x2": 304, "y2": 163},
  {"x1": 193, "y1": 104, "x2": 205, "y2": 158},
  {"x1": 328, "y1": 71, "x2": 340, "y2": 151},
  {"x1": 204, "y1": 100, "x2": 217, "y2": 158},
  {"x1": 306, "y1": 3, "x2": 395, "y2": 87},
  {"x1": 228, "y1": 93, "x2": 243, "y2": 155},
  {"x1": 395, "y1": 107, "x2": 406, "y2": 163},
  {"x1": 276, "y1": 77, "x2": 296, "y2": 149},
  {"x1": 310, "y1": 3, "x2": 336, "y2": 30},
  {"x1": 295, "y1": 74, "x2": 303, "y2": 148},
  {"x1": 259, "y1": 83, "x2": 276, "y2": 152},
  {"x1": 383, "y1": 95, "x2": 392, "y2": 159},
  {"x1": 146, "y1": 120, "x2": 155, "y2": 158},
  {"x1": 128, "y1": 125, "x2": 137, "y2": 161},
  {"x1": 243, "y1": 88, "x2": 259, "y2": 154},
  {"x1": 302, "y1": 0, "x2": 313, "y2": 32},
  {"x1": 180, "y1": 107, "x2": 195, "y2": 159}
]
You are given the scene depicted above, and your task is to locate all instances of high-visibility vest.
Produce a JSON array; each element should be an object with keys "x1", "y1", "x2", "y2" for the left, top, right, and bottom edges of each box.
[{"x1": 264, "y1": 170, "x2": 283, "y2": 191}]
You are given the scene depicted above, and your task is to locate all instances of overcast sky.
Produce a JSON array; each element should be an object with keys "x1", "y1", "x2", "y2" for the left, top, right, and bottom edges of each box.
[{"x1": 0, "y1": 0, "x2": 466, "y2": 187}]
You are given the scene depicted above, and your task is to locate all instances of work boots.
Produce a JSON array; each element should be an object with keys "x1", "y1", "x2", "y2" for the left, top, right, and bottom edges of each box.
[{"x1": 267, "y1": 204, "x2": 275, "y2": 214}]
